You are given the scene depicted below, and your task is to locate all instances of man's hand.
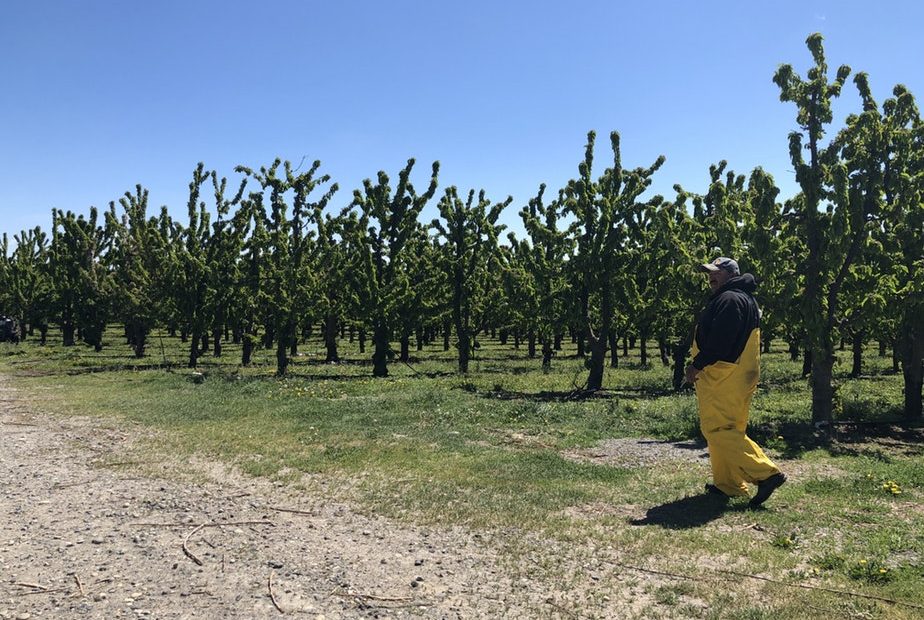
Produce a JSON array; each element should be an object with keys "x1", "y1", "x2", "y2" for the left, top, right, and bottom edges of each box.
[{"x1": 684, "y1": 364, "x2": 702, "y2": 385}]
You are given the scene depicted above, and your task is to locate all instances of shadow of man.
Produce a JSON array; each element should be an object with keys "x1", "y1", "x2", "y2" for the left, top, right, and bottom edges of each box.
[{"x1": 629, "y1": 493, "x2": 738, "y2": 529}]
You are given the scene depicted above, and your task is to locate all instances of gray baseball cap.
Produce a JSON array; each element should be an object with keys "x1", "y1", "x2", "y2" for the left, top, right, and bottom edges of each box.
[{"x1": 698, "y1": 257, "x2": 740, "y2": 275}]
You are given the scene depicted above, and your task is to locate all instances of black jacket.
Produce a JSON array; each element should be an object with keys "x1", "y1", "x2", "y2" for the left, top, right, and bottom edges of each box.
[{"x1": 692, "y1": 273, "x2": 760, "y2": 370}]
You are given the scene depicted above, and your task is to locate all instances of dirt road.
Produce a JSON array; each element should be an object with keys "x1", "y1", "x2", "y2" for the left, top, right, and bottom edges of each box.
[{"x1": 0, "y1": 376, "x2": 665, "y2": 619}]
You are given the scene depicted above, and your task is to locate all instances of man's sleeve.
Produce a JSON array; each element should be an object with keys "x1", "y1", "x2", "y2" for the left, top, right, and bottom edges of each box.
[{"x1": 691, "y1": 295, "x2": 742, "y2": 369}]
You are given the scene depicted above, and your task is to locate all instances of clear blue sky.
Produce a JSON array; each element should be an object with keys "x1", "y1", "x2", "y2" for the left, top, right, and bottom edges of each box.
[{"x1": 2, "y1": 1, "x2": 922, "y2": 242}]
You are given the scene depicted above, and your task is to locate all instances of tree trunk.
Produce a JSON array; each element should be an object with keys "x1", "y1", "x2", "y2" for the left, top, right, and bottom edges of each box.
[
  {"x1": 132, "y1": 325, "x2": 147, "y2": 358},
  {"x1": 788, "y1": 340, "x2": 799, "y2": 362},
  {"x1": 212, "y1": 327, "x2": 222, "y2": 357},
  {"x1": 242, "y1": 333, "x2": 254, "y2": 366},
  {"x1": 901, "y1": 315, "x2": 923, "y2": 421},
  {"x1": 811, "y1": 346, "x2": 836, "y2": 427},
  {"x1": 39, "y1": 324, "x2": 48, "y2": 345},
  {"x1": 324, "y1": 314, "x2": 340, "y2": 363},
  {"x1": 576, "y1": 333, "x2": 585, "y2": 357},
  {"x1": 264, "y1": 325, "x2": 274, "y2": 349},
  {"x1": 513, "y1": 330, "x2": 520, "y2": 349},
  {"x1": 878, "y1": 339, "x2": 887, "y2": 357},
  {"x1": 622, "y1": 336, "x2": 628, "y2": 357},
  {"x1": 359, "y1": 328, "x2": 366, "y2": 354},
  {"x1": 541, "y1": 338, "x2": 553, "y2": 371},
  {"x1": 527, "y1": 331, "x2": 536, "y2": 359},
  {"x1": 586, "y1": 334, "x2": 606, "y2": 391},
  {"x1": 457, "y1": 328, "x2": 470, "y2": 374},
  {"x1": 188, "y1": 329, "x2": 200, "y2": 368},
  {"x1": 672, "y1": 333, "x2": 693, "y2": 392},
  {"x1": 608, "y1": 331, "x2": 618, "y2": 368},
  {"x1": 499, "y1": 329, "x2": 508, "y2": 345},
  {"x1": 659, "y1": 337, "x2": 670, "y2": 366},
  {"x1": 554, "y1": 333, "x2": 562, "y2": 351},
  {"x1": 372, "y1": 320, "x2": 388, "y2": 377},
  {"x1": 442, "y1": 319, "x2": 451, "y2": 352},
  {"x1": 399, "y1": 332, "x2": 410, "y2": 362},
  {"x1": 851, "y1": 331, "x2": 863, "y2": 378},
  {"x1": 62, "y1": 320, "x2": 75, "y2": 347},
  {"x1": 639, "y1": 335, "x2": 648, "y2": 367},
  {"x1": 276, "y1": 332, "x2": 289, "y2": 377},
  {"x1": 416, "y1": 327, "x2": 424, "y2": 352},
  {"x1": 802, "y1": 348, "x2": 812, "y2": 378}
]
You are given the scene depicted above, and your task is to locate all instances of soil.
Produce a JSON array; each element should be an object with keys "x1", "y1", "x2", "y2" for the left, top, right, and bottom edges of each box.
[{"x1": 0, "y1": 375, "x2": 685, "y2": 619}]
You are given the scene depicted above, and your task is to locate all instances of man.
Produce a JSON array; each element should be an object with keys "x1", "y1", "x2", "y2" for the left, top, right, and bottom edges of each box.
[{"x1": 684, "y1": 257, "x2": 786, "y2": 508}]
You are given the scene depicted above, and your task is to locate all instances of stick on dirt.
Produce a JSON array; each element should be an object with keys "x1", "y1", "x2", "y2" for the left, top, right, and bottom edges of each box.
[
  {"x1": 74, "y1": 573, "x2": 86, "y2": 597},
  {"x1": 182, "y1": 524, "x2": 206, "y2": 566},
  {"x1": 268, "y1": 506, "x2": 317, "y2": 516},
  {"x1": 268, "y1": 571, "x2": 285, "y2": 614}
]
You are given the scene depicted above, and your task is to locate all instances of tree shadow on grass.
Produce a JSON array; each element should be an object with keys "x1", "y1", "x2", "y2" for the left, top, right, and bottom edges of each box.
[
  {"x1": 462, "y1": 386, "x2": 679, "y2": 403},
  {"x1": 629, "y1": 493, "x2": 745, "y2": 529}
]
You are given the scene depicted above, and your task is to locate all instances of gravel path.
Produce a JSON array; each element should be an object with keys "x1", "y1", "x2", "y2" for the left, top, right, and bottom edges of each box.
[{"x1": 0, "y1": 376, "x2": 675, "y2": 619}]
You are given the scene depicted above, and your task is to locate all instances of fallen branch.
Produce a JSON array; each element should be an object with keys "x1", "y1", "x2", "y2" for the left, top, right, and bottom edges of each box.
[
  {"x1": 621, "y1": 564, "x2": 713, "y2": 582},
  {"x1": 129, "y1": 520, "x2": 275, "y2": 529},
  {"x1": 182, "y1": 524, "x2": 206, "y2": 566},
  {"x1": 268, "y1": 571, "x2": 285, "y2": 614},
  {"x1": 268, "y1": 506, "x2": 317, "y2": 516},
  {"x1": 176, "y1": 520, "x2": 275, "y2": 566}
]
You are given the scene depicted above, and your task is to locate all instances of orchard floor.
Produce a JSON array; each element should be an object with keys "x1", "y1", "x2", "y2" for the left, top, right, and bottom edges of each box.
[{"x1": 0, "y1": 374, "x2": 707, "y2": 620}]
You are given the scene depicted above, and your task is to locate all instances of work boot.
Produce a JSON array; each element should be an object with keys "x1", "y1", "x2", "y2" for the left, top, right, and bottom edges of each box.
[
  {"x1": 749, "y1": 473, "x2": 786, "y2": 508},
  {"x1": 704, "y1": 483, "x2": 730, "y2": 499}
]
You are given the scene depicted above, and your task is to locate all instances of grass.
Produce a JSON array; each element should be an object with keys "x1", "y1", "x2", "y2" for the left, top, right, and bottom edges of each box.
[{"x1": 2, "y1": 326, "x2": 923, "y2": 618}]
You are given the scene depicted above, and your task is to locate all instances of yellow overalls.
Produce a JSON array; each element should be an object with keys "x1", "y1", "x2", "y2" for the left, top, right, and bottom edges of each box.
[{"x1": 692, "y1": 328, "x2": 780, "y2": 496}]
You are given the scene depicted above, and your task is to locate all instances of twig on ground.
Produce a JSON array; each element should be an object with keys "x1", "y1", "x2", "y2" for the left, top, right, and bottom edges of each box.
[
  {"x1": 73, "y1": 573, "x2": 86, "y2": 597},
  {"x1": 713, "y1": 568, "x2": 924, "y2": 610},
  {"x1": 268, "y1": 571, "x2": 285, "y2": 614},
  {"x1": 176, "y1": 520, "x2": 275, "y2": 565},
  {"x1": 332, "y1": 589, "x2": 414, "y2": 604},
  {"x1": 14, "y1": 582, "x2": 48, "y2": 590},
  {"x1": 52, "y1": 479, "x2": 98, "y2": 490},
  {"x1": 268, "y1": 506, "x2": 317, "y2": 516},
  {"x1": 617, "y1": 562, "x2": 924, "y2": 611},
  {"x1": 545, "y1": 598, "x2": 581, "y2": 618},
  {"x1": 182, "y1": 524, "x2": 206, "y2": 566},
  {"x1": 130, "y1": 519, "x2": 275, "y2": 528},
  {"x1": 17, "y1": 588, "x2": 66, "y2": 596}
]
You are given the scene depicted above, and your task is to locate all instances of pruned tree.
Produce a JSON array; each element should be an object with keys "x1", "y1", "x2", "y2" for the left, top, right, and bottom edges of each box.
[
  {"x1": 433, "y1": 186, "x2": 510, "y2": 373},
  {"x1": 349, "y1": 158, "x2": 439, "y2": 377},
  {"x1": 565, "y1": 131, "x2": 665, "y2": 391}
]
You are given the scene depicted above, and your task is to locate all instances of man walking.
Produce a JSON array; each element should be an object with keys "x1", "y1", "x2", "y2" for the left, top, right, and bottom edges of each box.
[{"x1": 685, "y1": 257, "x2": 786, "y2": 507}]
